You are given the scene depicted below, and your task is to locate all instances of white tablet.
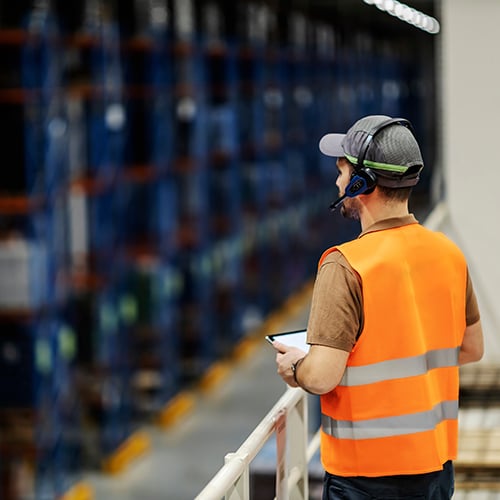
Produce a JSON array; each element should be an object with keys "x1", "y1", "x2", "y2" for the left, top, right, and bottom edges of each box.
[{"x1": 265, "y1": 329, "x2": 310, "y2": 352}]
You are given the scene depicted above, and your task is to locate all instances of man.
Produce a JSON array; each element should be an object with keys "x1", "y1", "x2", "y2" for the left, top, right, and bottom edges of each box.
[{"x1": 273, "y1": 115, "x2": 484, "y2": 499}]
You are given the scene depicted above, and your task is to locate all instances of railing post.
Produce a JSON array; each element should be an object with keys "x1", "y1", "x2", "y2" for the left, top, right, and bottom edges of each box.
[
  {"x1": 224, "y1": 452, "x2": 249, "y2": 500},
  {"x1": 274, "y1": 409, "x2": 288, "y2": 500},
  {"x1": 287, "y1": 393, "x2": 308, "y2": 500}
]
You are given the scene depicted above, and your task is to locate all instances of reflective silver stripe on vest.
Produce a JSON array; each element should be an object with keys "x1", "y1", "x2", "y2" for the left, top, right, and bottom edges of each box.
[
  {"x1": 322, "y1": 400, "x2": 458, "y2": 440},
  {"x1": 339, "y1": 347, "x2": 460, "y2": 387}
]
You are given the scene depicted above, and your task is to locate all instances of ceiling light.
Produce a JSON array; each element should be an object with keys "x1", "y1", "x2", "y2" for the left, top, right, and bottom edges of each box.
[{"x1": 362, "y1": 0, "x2": 440, "y2": 34}]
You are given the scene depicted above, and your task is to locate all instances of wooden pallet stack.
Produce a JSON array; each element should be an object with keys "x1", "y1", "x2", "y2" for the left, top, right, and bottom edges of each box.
[{"x1": 456, "y1": 363, "x2": 500, "y2": 496}]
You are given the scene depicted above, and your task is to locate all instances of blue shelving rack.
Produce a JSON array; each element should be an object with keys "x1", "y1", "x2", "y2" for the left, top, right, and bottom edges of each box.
[
  {"x1": 0, "y1": 2, "x2": 84, "y2": 497},
  {"x1": 116, "y1": 0, "x2": 182, "y2": 416},
  {"x1": 280, "y1": 14, "x2": 315, "y2": 292},
  {"x1": 201, "y1": 1, "x2": 245, "y2": 356},
  {"x1": 169, "y1": 0, "x2": 216, "y2": 381},
  {"x1": 62, "y1": 0, "x2": 134, "y2": 470},
  {"x1": 235, "y1": 4, "x2": 271, "y2": 325}
]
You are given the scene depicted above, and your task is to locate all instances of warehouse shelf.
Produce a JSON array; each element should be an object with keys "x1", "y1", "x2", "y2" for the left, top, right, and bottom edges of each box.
[
  {"x1": 0, "y1": 28, "x2": 30, "y2": 45},
  {"x1": 0, "y1": 196, "x2": 45, "y2": 214}
]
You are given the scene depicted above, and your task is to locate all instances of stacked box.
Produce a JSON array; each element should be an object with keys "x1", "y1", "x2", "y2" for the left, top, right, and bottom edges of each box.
[
  {"x1": 124, "y1": 261, "x2": 182, "y2": 417},
  {"x1": 0, "y1": 316, "x2": 81, "y2": 498}
]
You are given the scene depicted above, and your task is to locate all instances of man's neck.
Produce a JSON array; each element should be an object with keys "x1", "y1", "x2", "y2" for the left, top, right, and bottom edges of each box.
[{"x1": 359, "y1": 200, "x2": 409, "y2": 232}]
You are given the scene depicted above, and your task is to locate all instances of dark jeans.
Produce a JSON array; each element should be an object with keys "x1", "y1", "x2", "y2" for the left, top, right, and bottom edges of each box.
[{"x1": 322, "y1": 461, "x2": 454, "y2": 500}]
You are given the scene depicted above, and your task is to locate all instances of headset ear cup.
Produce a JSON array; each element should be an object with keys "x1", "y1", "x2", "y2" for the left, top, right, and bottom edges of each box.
[{"x1": 345, "y1": 168, "x2": 377, "y2": 197}]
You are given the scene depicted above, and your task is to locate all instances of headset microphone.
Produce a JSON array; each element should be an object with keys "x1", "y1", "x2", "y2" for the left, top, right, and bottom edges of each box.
[
  {"x1": 329, "y1": 195, "x2": 346, "y2": 211},
  {"x1": 329, "y1": 169, "x2": 377, "y2": 211}
]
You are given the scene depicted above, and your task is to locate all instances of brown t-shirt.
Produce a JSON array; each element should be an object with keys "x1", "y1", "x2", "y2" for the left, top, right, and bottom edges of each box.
[{"x1": 307, "y1": 215, "x2": 481, "y2": 352}]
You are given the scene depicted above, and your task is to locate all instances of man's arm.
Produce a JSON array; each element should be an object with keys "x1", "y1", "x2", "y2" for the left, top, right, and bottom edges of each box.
[
  {"x1": 459, "y1": 319, "x2": 484, "y2": 365},
  {"x1": 274, "y1": 342, "x2": 349, "y2": 395}
]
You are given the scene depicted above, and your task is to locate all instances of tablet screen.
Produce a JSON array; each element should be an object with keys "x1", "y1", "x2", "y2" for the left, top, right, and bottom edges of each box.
[{"x1": 266, "y1": 329, "x2": 309, "y2": 352}]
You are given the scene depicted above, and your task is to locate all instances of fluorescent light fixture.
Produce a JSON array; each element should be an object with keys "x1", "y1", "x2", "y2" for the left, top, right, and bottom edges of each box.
[{"x1": 363, "y1": 0, "x2": 440, "y2": 34}]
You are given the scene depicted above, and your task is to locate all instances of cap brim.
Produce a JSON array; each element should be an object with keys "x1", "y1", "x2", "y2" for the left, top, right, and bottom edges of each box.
[{"x1": 319, "y1": 133, "x2": 346, "y2": 157}]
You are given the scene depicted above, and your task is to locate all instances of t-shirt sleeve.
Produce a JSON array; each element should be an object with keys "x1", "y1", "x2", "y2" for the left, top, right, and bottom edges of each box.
[{"x1": 306, "y1": 251, "x2": 362, "y2": 352}]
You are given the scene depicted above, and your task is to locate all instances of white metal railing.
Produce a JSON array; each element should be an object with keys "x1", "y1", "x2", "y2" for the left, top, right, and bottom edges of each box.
[{"x1": 195, "y1": 387, "x2": 321, "y2": 500}]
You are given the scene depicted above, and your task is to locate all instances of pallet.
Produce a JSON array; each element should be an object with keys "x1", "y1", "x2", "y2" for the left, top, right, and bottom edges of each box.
[
  {"x1": 456, "y1": 480, "x2": 500, "y2": 491},
  {"x1": 456, "y1": 428, "x2": 500, "y2": 486},
  {"x1": 459, "y1": 363, "x2": 500, "y2": 408}
]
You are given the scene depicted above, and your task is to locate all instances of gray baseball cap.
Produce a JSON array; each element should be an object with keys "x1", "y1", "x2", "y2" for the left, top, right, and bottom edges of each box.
[{"x1": 319, "y1": 115, "x2": 424, "y2": 187}]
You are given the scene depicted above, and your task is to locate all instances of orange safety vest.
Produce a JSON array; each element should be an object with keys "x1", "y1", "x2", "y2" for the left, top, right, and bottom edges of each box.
[{"x1": 318, "y1": 222, "x2": 467, "y2": 477}]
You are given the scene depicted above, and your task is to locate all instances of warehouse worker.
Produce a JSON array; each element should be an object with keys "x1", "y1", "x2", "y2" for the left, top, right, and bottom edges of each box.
[{"x1": 273, "y1": 115, "x2": 484, "y2": 500}]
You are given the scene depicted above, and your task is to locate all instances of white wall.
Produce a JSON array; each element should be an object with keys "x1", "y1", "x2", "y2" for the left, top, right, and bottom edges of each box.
[{"x1": 440, "y1": 0, "x2": 500, "y2": 358}]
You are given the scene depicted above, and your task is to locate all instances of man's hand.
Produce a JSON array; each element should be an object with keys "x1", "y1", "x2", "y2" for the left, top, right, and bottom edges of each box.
[{"x1": 273, "y1": 341, "x2": 307, "y2": 387}]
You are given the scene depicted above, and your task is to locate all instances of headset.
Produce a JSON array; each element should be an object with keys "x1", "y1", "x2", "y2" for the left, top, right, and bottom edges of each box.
[{"x1": 330, "y1": 118, "x2": 415, "y2": 211}]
